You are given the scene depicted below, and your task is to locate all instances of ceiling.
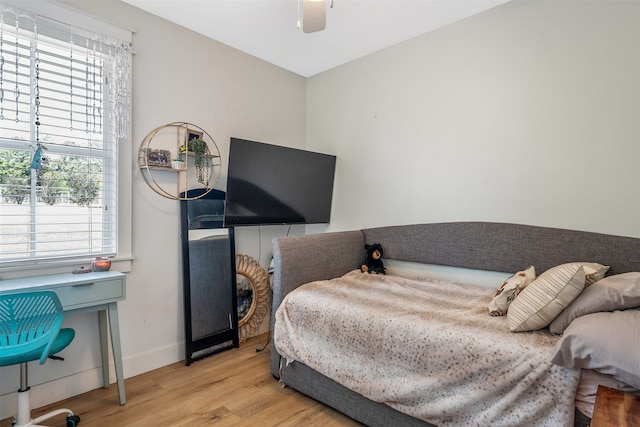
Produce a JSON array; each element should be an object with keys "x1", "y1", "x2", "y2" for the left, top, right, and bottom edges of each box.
[{"x1": 122, "y1": 0, "x2": 510, "y2": 77}]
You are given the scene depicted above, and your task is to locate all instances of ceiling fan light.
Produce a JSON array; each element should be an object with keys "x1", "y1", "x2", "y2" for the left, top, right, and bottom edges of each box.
[{"x1": 302, "y1": 0, "x2": 326, "y2": 33}]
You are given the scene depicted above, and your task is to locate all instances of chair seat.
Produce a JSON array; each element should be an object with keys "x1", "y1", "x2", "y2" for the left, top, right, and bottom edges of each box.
[{"x1": 0, "y1": 328, "x2": 75, "y2": 367}]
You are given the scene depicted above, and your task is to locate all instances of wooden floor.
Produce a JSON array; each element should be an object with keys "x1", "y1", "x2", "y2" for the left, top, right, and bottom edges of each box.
[{"x1": 1, "y1": 334, "x2": 362, "y2": 427}]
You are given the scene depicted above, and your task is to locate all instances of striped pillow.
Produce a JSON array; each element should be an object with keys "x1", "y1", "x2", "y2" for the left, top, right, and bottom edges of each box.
[{"x1": 507, "y1": 264, "x2": 585, "y2": 332}]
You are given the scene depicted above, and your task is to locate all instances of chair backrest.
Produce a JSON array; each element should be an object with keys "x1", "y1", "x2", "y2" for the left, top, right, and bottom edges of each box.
[{"x1": 0, "y1": 291, "x2": 64, "y2": 365}]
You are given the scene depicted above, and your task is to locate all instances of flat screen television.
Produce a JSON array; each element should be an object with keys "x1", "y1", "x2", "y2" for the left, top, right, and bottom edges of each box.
[{"x1": 223, "y1": 138, "x2": 337, "y2": 226}]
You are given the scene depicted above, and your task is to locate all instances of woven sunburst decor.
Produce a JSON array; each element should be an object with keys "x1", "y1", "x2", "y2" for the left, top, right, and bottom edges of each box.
[{"x1": 236, "y1": 254, "x2": 270, "y2": 342}]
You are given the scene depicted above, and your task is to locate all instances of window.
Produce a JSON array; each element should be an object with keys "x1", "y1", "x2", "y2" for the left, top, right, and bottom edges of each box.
[{"x1": 0, "y1": 3, "x2": 131, "y2": 268}]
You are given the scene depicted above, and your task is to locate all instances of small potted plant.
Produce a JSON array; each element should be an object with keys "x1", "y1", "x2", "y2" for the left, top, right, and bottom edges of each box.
[
  {"x1": 180, "y1": 138, "x2": 208, "y2": 184},
  {"x1": 171, "y1": 158, "x2": 185, "y2": 170}
]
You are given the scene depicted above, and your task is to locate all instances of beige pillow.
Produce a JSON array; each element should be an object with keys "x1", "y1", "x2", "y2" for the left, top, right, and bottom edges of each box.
[
  {"x1": 488, "y1": 266, "x2": 536, "y2": 316},
  {"x1": 507, "y1": 264, "x2": 585, "y2": 332},
  {"x1": 549, "y1": 272, "x2": 640, "y2": 334},
  {"x1": 572, "y1": 262, "x2": 610, "y2": 287}
]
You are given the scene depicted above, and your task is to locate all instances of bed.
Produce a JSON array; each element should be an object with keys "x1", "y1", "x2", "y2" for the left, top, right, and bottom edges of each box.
[{"x1": 269, "y1": 222, "x2": 640, "y2": 426}]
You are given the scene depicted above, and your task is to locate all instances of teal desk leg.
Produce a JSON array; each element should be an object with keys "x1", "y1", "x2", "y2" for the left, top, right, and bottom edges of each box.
[
  {"x1": 108, "y1": 302, "x2": 126, "y2": 405},
  {"x1": 98, "y1": 310, "x2": 110, "y2": 388}
]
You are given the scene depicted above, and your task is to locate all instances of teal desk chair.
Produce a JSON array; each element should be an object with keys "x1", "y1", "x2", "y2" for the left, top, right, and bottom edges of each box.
[{"x1": 0, "y1": 291, "x2": 81, "y2": 427}]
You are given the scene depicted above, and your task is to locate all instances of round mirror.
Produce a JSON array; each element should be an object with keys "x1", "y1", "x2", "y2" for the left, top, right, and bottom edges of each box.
[{"x1": 235, "y1": 254, "x2": 269, "y2": 342}]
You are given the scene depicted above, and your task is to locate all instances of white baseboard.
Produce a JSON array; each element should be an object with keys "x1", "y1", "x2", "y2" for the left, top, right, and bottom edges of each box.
[
  {"x1": 0, "y1": 341, "x2": 185, "y2": 420},
  {"x1": 0, "y1": 369, "x2": 103, "y2": 420},
  {"x1": 123, "y1": 341, "x2": 184, "y2": 379}
]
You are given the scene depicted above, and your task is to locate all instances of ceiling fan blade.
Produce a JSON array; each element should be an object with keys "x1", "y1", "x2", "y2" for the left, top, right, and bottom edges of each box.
[{"x1": 303, "y1": 0, "x2": 326, "y2": 33}]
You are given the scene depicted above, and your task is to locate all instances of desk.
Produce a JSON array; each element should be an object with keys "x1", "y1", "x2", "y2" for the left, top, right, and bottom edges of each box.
[
  {"x1": 0, "y1": 271, "x2": 126, "y2": 405},
  {"x1": 591, "y1": 385, "x2": 640, "y2": 427}
]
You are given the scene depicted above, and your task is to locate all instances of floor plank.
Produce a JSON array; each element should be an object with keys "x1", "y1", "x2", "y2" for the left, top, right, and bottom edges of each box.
[{"x1": 1, "y1": 334, "x2": 362, "y2": 426}]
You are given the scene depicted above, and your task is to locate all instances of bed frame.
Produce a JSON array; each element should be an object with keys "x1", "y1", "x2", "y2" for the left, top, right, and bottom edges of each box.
[{"x1": 269, "y1": 222, "x2": 640, "y2": 426}]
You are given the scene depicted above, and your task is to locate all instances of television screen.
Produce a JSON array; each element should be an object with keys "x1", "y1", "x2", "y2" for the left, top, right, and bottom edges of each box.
[{"x1": 224, "y1": 138, "x2": 337, "y2": 226}]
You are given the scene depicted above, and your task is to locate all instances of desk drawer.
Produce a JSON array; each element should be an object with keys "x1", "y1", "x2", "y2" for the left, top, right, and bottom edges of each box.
[{"x1": 56, "y1": 278, "x2": 125, "y2": 310}]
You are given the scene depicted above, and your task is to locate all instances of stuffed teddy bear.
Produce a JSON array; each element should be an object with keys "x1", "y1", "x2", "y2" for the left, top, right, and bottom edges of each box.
[{"x1": 360, "y1": 243, "x2": 386, "y2": 274}]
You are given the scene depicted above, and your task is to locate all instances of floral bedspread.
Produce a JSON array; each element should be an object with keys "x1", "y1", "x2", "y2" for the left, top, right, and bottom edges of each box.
[{"x1": 274, "y1": 270, "x2": 580, "y2": 427}]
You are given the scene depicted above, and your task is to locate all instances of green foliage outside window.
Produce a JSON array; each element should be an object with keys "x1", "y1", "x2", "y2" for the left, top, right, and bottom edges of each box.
[{"x1": 0, "y1": 149, "x2": 102, "y2": 206}]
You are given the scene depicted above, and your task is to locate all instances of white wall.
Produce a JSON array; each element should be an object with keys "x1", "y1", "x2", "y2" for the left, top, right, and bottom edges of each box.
[
  {"x1": 1, "y1": 0, "x2": 306, "y2": 416},
  {"x1": 308, "y1": 0, "x2": 640, "y2": 238}
]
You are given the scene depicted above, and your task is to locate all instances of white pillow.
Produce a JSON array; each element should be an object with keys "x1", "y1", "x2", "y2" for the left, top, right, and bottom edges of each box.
[
  {"x1": 551, "y1": 309, "x2": 640, "y2": 389},
  {"x1": 507, "y1": 264, "x2": 585, "y2": 332},
  {"x1": 549, "y1": 272, "x2": 640, "y2": 334},
  {"x1": 487, "y1": 266, "x2": 535, "y2": 316}
]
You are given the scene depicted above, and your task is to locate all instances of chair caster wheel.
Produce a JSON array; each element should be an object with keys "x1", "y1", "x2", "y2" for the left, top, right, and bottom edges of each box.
[{"x1": 66, "y1": 414, "x2": 81, "y2": 426}]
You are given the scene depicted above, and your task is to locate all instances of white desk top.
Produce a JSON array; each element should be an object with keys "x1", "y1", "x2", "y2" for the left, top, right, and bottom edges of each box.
[{"x1": 0, "y1": 270, "x2": 125, "y2": 292}]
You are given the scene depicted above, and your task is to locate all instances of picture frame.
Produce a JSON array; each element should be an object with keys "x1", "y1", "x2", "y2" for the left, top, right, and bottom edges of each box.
[
  {"x1": 142, "y1": 148, "x2": 172, "y2": 168},
  {"x1": 187, "y1": 129, "x2": 203, "y2": 141}
]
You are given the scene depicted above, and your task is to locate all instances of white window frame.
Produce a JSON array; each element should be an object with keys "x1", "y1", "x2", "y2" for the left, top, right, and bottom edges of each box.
[{"x1": 0, "y1": 0, "x2": 132, "y2": 277}]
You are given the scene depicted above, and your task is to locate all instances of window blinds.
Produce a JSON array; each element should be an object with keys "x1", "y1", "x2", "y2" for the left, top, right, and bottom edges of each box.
[{"x1": 0, "y1": 3, "x2": 131, "y2": 267}]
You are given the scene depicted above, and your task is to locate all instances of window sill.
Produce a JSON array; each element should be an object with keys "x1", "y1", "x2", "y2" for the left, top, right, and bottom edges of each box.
[{"x1": 0, "y1": 256, "x2": 134, "y2": 281}]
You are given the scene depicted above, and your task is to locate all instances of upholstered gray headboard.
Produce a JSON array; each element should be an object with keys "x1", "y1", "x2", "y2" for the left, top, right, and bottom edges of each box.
[{"x1": 363, "y1": 222, "x2": 640, "y2": 275}]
